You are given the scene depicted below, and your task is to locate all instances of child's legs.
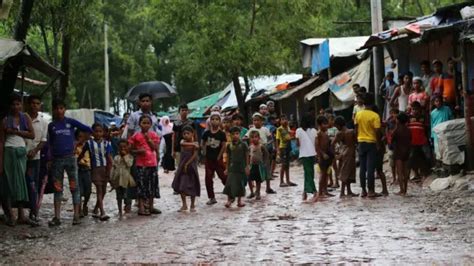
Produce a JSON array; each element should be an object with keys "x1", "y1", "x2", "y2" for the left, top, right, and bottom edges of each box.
[
  {"x1": 180, "y1": 193, "x2": 187, "y2": 208},
  {"x1": 256, "y1": 182, "x2": 261, "y2": 195},
  {"x1": 79, "y1": 169, "x2": 92, "y2": 205},
  {"x1": 204, "y1": 160, "x2": 216, "y2": 199},
  {"x1": 64, "y1": 157, "x2": 81, "y2": 217},
  {"x1": 403, "y1": 161, "x2": 410, "y2": 192},
  {"x1": 249, "y1": 180, "x2": 254, "y2": 194},
  {"x1": 215, "y1": 159, "x2": 227, "y2": 185},
  {"x1": 302, "y1": 157, "x2": 316, "y2": 194},
  {"x1": 190, "y1": 196, "x2": 196, "y2": 208},
  {"x1": 396, "y1": 160, "x2": 405, "y2": 191},
  {"x1": 51, "y1": 158, "x2": 66, "y2": 218}
]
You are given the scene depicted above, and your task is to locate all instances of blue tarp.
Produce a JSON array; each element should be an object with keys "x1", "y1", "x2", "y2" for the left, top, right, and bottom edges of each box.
[
  {"x1": 94, "y1": 110, "x2": 121, "y2": 126},
  {"x1": 311, "y1": 39, "x2": 330, "y2": 74}
]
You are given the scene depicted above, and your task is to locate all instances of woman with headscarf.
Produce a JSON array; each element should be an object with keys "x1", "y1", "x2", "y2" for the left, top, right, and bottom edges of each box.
[{"x1": 160, "y1": 116, "x2": 175, "y2": 173}]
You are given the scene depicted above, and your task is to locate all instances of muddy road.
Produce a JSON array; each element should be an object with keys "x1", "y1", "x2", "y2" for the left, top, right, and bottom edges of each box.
[{"x1": 0, "y1": 165, "x2": 472, "y2": 264}]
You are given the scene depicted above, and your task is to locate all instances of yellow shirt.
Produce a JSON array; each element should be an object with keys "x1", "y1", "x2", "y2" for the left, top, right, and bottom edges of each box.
[
  {"x1": 355, "y1": 110, "x2": 381, "y2": 143},
  {"x1": 276, "y1": 126, "x2": 291, "y2": 148},
  {"x1": 75, "y1": 142, "x2": 91, "y2": 169}
]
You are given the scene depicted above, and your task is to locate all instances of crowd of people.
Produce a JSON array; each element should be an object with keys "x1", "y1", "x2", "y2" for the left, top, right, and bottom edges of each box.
[{"x1": 0, "y1": 58, "x2": 468, "y2": 227}]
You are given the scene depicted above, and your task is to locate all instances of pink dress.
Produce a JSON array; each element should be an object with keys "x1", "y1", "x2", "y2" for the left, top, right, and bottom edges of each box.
[{"x1": 408, "y1": 91, "x2": 428, "y2": 107}]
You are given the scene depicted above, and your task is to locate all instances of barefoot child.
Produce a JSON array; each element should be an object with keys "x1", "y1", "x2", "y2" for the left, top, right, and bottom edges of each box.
[
  {"x1": 248, "y1": 130, "x2": 267, "y2": 200},
  {"x1": 392, "y1": 112, "x2": 411, "y2": 195},
  {"x1": 316, "y1": 115, "x2": 334, "y2": 198},
  {"x1": 295, "y1": 115, "x2": 318, "y2": 202},
  {"x1": 276, "y1": 114, "x2": 295, "y2": 187},
  {"x1": 332, "y1": 116, "x2": 358, "y2": 198},
  {"x1": 326, "y1": 112, "x2": 339, "y2": 189},
  {"x1": 386, "y1": 109, "x2": 399, "y2": 185},
  {"x1": 110, "y1": 140, "x2": 135, "y2": 218},
  {"x1": 79, "y1": 123, "x2": 113, "y2": 221},
  {"x1": 74, "y1": 130, "x2": 92, "y2": 218},
  {"x1": 223, "y1": 127, "x2": 249, "y2": 208},
  {"x1": 172, "y1": 126, "x2": 200, "y2": 212},
  {"x1": 128, "y1": 115, "x2": 161, "y2": 216},
  {"x1": 201, "y1": 112, "x2": 227, "y2": 205}
]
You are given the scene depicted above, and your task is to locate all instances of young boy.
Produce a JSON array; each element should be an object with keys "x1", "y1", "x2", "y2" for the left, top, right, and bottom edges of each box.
[
  {"x1": 201, "y1": 112, "x2": 227, "y2": 205},
  {"x1": 386, "y1": 108, "x2": 399, "y2": 185},
  {"x1": 392, "y1": 112, "x2": 411, "y2": 195},
  {"x1": 245, "y1": 113, "x2": 276, "y2": 196},
  {"x1": 408, "y1": 101, "x2": 431, "y2": 182},
  {"x1": 248, "y1": 130, "x2": 267, "y2": 200},
  {"x1": 332, "y1": 116, "x2": 358, "y2": 197},
  {"x1": 316, "y1": 115, "x2": 334, "y2": 198},
  {"x1": 326, "y1": 113, "x2": 339, "y2": 188},
  {"x1": 275, "y1": 114, "x2": 295, "y2": 187},
  {"x1": 78, "y1": 123, "x2": 113, "y2": 221},
  {"x1": 48, "y1": 99, "x2": 92, "y2": 226},
  {"x1": 231, "y1": 113, "x2": 248, "y2": 139},
  {"x1": 74, "y1": 130, "x2": 92, "y2": 218},
  {"x1": 430, "y1": 94, "x2": 453, "y2": 165}
]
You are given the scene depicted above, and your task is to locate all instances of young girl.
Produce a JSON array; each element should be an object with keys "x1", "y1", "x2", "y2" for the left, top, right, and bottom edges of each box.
[
  {"x1": 172, "y1": 125, "x2": 200, "y2": 212},
  {"x1": 332, "y1": 116, "x2": 358, "y2": 198},
  {"x1": 160, "y1": 116, "x2": 175, "y2": 173},
  {"x1": 392, "y1": 112, "x2": 412, "y2": 196},
  {"x1": 128, "y1": 115, "x2": 161, "y2": 216},
  {"x1": 223, "y1": 127, "x2": 249, "y2": 208},
  {"x1": 248, "y1": 130, "x2": 268, "y2": 200},
  {"x1": 111, "y1": 140, "x2": 135, "y2": 218},
  {"x1": 79, "y1": 123, "x2": 113, "y2": 221},
  {"x1": 295, "y1": 115, "x2": 317, "y2": 202}
]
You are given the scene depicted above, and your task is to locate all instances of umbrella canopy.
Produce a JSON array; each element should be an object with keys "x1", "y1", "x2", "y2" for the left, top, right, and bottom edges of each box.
[{"x1": 125, "y1": 81, "x2": 177, "y2": 101}]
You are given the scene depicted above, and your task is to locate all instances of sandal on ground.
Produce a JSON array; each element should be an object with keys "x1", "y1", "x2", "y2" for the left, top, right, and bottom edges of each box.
[
  {"x1": 149, "y1": 208, "x2": 162, "y2": 215},
  {"x1": 72, "y1": 217, "x2": 82, "y2": 225},
  {"x1": 48, "y1": 217, "x2": 61, "y2": 227},
  {"x1": 237, "y1": 203, "x2": 246, "y2": 208},
  {"x1": 287, "y1": 182, "x2": 297, "y2": 187},
  {"x1": 266, "y1": 189, "x2": 277, "y2": 194},
  {"x1": 224, "y1": 202, "x2": 231, "y2": 208},
  {"x1": 99, "y1": 215, "x2": 110, "y2": 221}
]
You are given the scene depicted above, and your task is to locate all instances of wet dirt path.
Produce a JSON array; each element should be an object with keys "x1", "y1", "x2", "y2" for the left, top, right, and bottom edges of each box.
[{"x1": 0, "y1": 165, "x2": 472, "y2": 264}]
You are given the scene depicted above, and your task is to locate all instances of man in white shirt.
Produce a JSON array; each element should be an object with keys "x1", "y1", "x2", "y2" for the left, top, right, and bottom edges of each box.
[{"x1": 25, "y1": 95, "x2": 48, "y2": 225}]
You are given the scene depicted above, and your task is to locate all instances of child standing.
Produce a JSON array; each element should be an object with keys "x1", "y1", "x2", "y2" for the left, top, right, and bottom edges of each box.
[
  {"x1": 201, "y1": 112, "x2": 227, "y2": 205},
  {"x1": 78, "y1": 123, "x2": 113, "y2": 221},
  {"x1": 326, "y1": 113, "x2": 339, "y2": 189},
  {"x1": 223, "y1": 127, "x2": 249, "y2": 208},
  {"x1": 295, "y1": 115, "x2": 318, "y2": 202},
  {"x1": 332, "y1": 116, "x2": 358, "y2": 198},
  {"x1": 276, "y1": 114, "x2": 295, "y2": 187},
  {"x1": 128, "y1": 115, "x2": 161, "y2": 216},
  {"x1": 74, "y1": 130, "x2": 92, "y2": 218},
  {"x1": 231, "y1": 114, "x2": 248, "y2": 139},
  {"x1": 245, "y1": 113, "x2": 276, "y2": 196},
  {"x1": 248, "y1": 130, "x2": 268, "y2": 200},
  {"x1": 430, "y1": 94, "x2": 453, "y2": 164},
  {"x1": 386, "y1": 109, "x2": 399, "y2": 185},
  {"x1": 110, "y1": 140, "x2": 135, "y2": 218},
  {"x1": 392, "y1": 112, "x2": 411, "y2": 195},
  {"x1": 172, "y1": 126, "x2": 200, "y2": 212},
  {"x1": 408, "y1": 101, "x2": 431, "y2": 182},
  {"x1": 316, "y1": 115, "x2": 334, "y2": 198},
  {"x1": 48, "y1": 99, "x2": 92, "y2": 226}
]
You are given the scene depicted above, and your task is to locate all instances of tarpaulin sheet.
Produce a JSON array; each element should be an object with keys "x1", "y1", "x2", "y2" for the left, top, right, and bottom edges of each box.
[
  {"x1": 305, "y1": 57, "x2": 370, "y2": 103},
  {"x1": 311, "y1": 39, "x2": 330, "y2": 74},
  {"x1": 433, "y1": 118, "x2": 472, "y2": 165}
]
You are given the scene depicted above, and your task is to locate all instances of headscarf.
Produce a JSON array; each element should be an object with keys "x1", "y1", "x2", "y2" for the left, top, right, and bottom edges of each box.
[{"x1": 160, "y1": 116, "x2": 173, "y2": 136}]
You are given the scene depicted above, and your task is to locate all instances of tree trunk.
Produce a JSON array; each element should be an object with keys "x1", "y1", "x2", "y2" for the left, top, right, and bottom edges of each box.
[
  {"x1": 58, "y1": 34, "x2": 71, "y2": 100},
  {"x1": 0, "y1": 0, "x2": 35, "y2": 116},
  {"x1": 232, "y1": 74, "x2": 249, "y2": 126}
]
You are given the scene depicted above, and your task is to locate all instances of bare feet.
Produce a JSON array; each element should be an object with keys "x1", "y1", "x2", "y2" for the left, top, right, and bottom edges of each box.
[
  {"x1": 178, "y1": 206, "x2": 188, "y2": 212},
  {"x1": 302, "y1": 192, "x2": 308, "y2": 201},
  {"x1": 190, "y1": 207, "x2": 196, "y2": 212},
  {"x1": 348, "y1": 192, "x2": 359, "y2": 197},
  {"x1": 382, "y1": 191, "x2": 389, "y2": 196},
  {"x1": 311, "y1": 195, "x2": 319, "y2": 203},
  {"x1": 325, "y1": 192, "x2": 335, "y2": 197},
  {"x1": 225, "y1": 202, "x2": 231, "y2": 208},
  {"x1": 361, "y1": 191, "x2": 368, "y2": 197},
  {"x1": 237, "y1": 202, "x2": 245, "y2": 208},
  {"x1": 368, "y1": 192, "x2": 382, "y2": 198}
]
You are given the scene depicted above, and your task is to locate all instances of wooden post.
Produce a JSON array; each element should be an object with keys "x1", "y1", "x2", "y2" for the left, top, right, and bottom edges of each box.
[{"x1": 461, "y1": 40, "x2": 474, "y2": 170}]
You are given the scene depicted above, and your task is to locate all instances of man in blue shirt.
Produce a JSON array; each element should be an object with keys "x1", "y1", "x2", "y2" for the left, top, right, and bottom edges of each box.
[{"x1": 48, "y1": 99, "x2": 92, "y2": 226}]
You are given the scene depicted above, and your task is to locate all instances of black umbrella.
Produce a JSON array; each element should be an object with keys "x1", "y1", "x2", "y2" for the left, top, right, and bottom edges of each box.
[{"x1": 125, "y1": 81, "x2": 177, "y2": 101}]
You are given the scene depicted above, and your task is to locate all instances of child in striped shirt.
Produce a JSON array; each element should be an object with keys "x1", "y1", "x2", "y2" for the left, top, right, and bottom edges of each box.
[{"x1": 78, "y1": 123, "x2": 113, "y2": 221}]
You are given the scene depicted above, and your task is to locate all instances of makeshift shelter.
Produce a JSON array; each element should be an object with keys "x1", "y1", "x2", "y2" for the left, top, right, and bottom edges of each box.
[
  {"x1": 219, "y1": 74, "x2": 303, "y2": 110},
  {"x1": 305, "y1": 57, "x2": 371, "y2": 111},
  {"x1": 0, "y1": 39, "x2": 64, "y2": 115},
  {"x1": 187, "y1": 90, "x2": 224, "y2": 119},
  {"x1": 66, "y1": 109, "x2": 121, "y2": 127}
]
